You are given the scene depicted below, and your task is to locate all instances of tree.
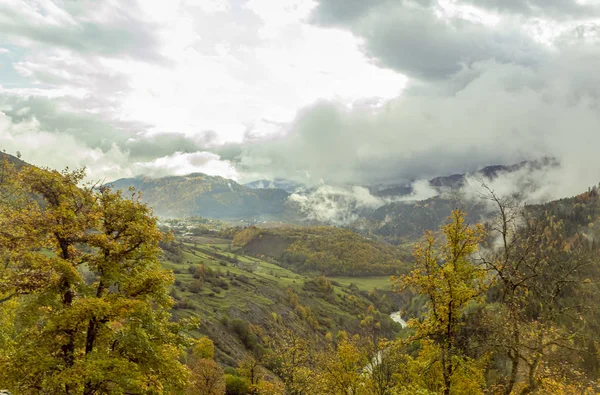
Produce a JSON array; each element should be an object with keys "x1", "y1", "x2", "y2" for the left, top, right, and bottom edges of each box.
[
  {"x1": 480, "y1": 187, "x2": 596, "y2": 394},
  {"x1": 314, "y1": 331, "x2": 371, "y2": 395},
  {"x1": 266, "y1": 324, "x2": 315, "y2": 395},
  {"x1": 0, "y1": 166, "x2": 194, "y2": 394},
  {"x1": 193, "y1": 337, "x2": 216, "y2": 360},
  {"x1": 393, "y1": 210, "x2": 487, "y2": 395},
  {"x1": 186, "y1": 359, "x2": 225, "y2": 395}
]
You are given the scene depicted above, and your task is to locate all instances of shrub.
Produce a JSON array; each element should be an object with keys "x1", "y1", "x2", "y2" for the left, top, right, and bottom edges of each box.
[
  {"x1": 230, "y1": 319, "x2": 249, "y2": 343},
  {"x1": 223, "y1": 367, "x2": 239, "y2": 376},
  {"x1": 303, "y1": 275, "x2": 334, "y2": 296},
  {"x1": 188, "y1": 280, "x2": 204, "y2": 294},
  {"x1": 225, "y1": 374, "x2": 249, "y2": 395},
  {"x1": 173, "y1": 298, "x2": 192, "y2": 310}
]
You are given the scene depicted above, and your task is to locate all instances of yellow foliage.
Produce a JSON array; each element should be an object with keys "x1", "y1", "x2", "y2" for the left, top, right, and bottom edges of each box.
[{"x1": 193, "y1": 337, "x2": 215, "y2": 360}]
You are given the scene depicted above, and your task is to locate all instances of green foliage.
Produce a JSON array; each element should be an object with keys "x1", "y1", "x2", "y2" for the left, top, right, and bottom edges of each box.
[
  {"x1": 233, "y1": 226, "x2": 409, "y2": 276},
  {"x1": 160, "y1": 239, "x2": 184, "y2": 263},
  {"x1": 225, "y1": 374, "x2": 250, "y2": 395},
  {"x1": 393, "y1": 210, "x2": 488, "y2": 395},
  {"x1": 0, "y1": 165, "x2": 194, "y2": 394},
  {"x1": 186, "y1": 358, "x2": 225, "y2": 395},
  {"x1": 109, "y1": 173, "x2": 289, "y2": 219},
  {"x1": 193, "y1": 337, "x2": 216, "y2": 360},
  {"x1": 303, "y1": 275, "x2": 334, "y2": 298}
]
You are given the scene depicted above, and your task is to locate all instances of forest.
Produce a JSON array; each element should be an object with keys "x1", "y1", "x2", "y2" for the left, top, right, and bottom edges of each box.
[{"x1": 1, "y1": 158, "x2": 600, "y2": 394}]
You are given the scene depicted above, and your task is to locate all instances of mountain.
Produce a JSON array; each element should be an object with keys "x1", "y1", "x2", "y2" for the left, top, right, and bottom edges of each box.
[
  {"x1": 108, "y1": 158, "x2": 559, "y2": 236},
  {"x1": 372, "y1": 160, "x2": 543, "y2": 198},
  {"x1": 107, "y1": 173, "x2": 291, "y2": 220},
  {"x1": 365, "y1": 196, "x2": 489, "y2": 242},
  {"x1": 164, "y1": 235, "x2": 404, "y2": 367},
  {"x1": 244, "y1": 178, "x2": 304, "y2": 193},
  {"x1": 363, "y1": 159, "x2": 560, "y2": 242}
]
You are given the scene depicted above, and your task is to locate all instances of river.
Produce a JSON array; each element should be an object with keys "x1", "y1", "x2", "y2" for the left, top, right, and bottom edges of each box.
[{"x1": 390, "y1": 311, "x2": 408, "y2": 328}]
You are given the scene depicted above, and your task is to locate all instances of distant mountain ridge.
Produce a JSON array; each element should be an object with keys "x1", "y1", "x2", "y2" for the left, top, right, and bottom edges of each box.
[
  {"x1": 364, "y1": 158, "x2": 561, "y2": 242},
  {"x1": 244, "y1": 178, "x2": 304, "y2": 193},
  {"x1": 107, "y1": 173, "x2": 291, "y2": 220},
  {"x1": 108, "y1": 158, "x2": 559, "y2": 234},
  {"x1": 372, "y1": 159, "x2": 557, "y2": 198}
]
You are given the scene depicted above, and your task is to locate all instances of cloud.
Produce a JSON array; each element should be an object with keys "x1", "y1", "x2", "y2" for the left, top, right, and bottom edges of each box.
[
  {"x1": 462, "y1": 0, "x2": 600, "y2": 20},
  {"x1": 124, "y1": 130, "x2": 218, "y2": 160},
  {"x1": 0, "y1": 108, "x2": 131, "y2": 182},
  {"x1": 286, "y1": 176, "x2": 441, "y2": 225},
  {"x1": 0, "y1": 101, "x2": 239, "y2": 184},
  {"x1": 220, "y1": 48, "x2": 600, "y2": 198},
  {"x1": 1, "y1": 0, "x2": 599, "y2": 212},
  {"x1": 135, "y1": 151, "x2": 239, "y2": 179},
  {"x1": 0, "y1": 0, "x2": 164, "y2": 62},
  {"x1": 311, "y1": 0, "x2": 544, "y2": 80},
  {"x1": 288, "y1": 185, "x2": 384, "y2": 225}
]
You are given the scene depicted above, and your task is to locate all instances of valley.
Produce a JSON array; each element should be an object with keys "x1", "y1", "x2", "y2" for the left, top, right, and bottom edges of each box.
[
  {"x1": 161, "y1": 233, "x2": 407, "y2": 366},
  {"x1": 3, "y1": 153, "x2": 600, "y2": 394}
]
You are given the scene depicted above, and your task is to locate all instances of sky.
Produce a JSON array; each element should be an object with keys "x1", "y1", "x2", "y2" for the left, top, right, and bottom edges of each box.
[{"x1": 1, "y1": 0, "x2": 600, "y2": 195}]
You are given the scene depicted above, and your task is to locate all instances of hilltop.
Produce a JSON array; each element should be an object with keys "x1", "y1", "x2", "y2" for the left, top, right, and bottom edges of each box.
[
  {"x1": 107, "y1": 173, "x2": 291, "y2": 220},
  {"x1": 231, "y1": 226, "x2": 410, "y2": 276}
]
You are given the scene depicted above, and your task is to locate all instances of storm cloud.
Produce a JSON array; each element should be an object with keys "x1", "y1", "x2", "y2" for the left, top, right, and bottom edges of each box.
[{"x1": 311, "y1": 0, "x2": 545, "y2": 80}]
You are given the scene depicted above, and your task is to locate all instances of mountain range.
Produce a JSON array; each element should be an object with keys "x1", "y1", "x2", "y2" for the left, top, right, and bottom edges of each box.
[{"x1": 107, "y1": 158, "x2": 559, "y2": 242}]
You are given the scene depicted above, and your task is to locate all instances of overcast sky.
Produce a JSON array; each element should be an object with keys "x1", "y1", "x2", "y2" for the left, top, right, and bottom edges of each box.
[{"x1": 1, "y1": 0, "x2": 600, "y2": 192}]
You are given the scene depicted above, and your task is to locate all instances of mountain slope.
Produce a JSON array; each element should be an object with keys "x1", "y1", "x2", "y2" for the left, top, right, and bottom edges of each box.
[
  {"x1": 244, "y1": 178, "x2": 303, "y2": 193},
  {"x1": 363, "y1": 159, "x2": 560, "y2": 241},
  {"x1": 232, "y1": 226, "x2": 410, "y2": 276},
  {"x1": 108, "y1": 173, "x2": 290, "y2": 220},
  {"x1": 0, "y1": 152, "x2": 27, "y2": 168},
  {"x1": 164, "y1": 237, "x2": 403, "y2": 367}
]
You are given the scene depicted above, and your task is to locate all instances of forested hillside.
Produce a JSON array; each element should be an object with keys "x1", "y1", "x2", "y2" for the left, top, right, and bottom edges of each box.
[
  {"x1": 366, "y1": 196, "x2": 489, "y2": 242},
  {"x1": 0, "y1": 152, "x2": 26, "y2": 168},
  {"x1": 108, "y1": 173, "x2": 291, "y2": 220},
  {"x1": 231, "y1": 226, "x2": 411, "y2": 276}
]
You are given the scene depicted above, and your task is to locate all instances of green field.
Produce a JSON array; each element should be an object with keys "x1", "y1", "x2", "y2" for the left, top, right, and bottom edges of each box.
[
  {"x1": 329, "y1": 276, "x2": 393, "y2": 291},
  {"x1": 161, "y1": 237, "x2": 404, "y2": 365}
]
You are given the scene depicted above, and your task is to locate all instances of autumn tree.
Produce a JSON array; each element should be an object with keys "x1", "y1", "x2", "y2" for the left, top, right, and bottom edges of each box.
[
  {"x1": 266, "y1": 324, "x2": 316, "y2": 395},
  {"x1": 186, "y1": 359, "x2": 225, "y2": 395},
  {"x1": 480, "y1": 187, "x2": 597, "y2": 394},
  {"x1": 0, "y1": 166, "x2": 194, "y2": 394},
  {"x1": 394, "y1": 210, "x2": 488, "y2": 395},
  {"x1": 186, "y1": 338, "x2": 225, "y2": 395},
  {"x1": 314, "y1": 331, "x2": 371, "y2": 395}
]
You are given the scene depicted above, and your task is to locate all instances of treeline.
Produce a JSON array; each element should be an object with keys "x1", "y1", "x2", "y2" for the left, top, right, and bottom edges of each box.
[{"x1": 232, "y1": 226, "x2": 410, "y2": 276}]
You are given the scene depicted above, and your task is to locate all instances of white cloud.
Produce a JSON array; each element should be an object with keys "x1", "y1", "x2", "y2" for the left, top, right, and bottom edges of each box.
[
  {"x1": 134, "y1": 151, "x2": 239, "y2": 179},
  {"x1": 0, "y1": 109, "x2": 131, "y2": 182},
  {"x1": 0, "y1": 0, "x2": 599, "y2": 212},
  {"x1": 0, "y1": 0, "x2": 406, "y2": 153}
]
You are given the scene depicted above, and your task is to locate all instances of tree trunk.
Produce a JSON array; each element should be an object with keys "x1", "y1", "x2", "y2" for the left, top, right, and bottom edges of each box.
[
  {"x1": 505, "y1": 318, "x2": 520, "y2": 395},
  {"x1": 505, "y1": 351, "x2": 519, "y2": 395}
]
